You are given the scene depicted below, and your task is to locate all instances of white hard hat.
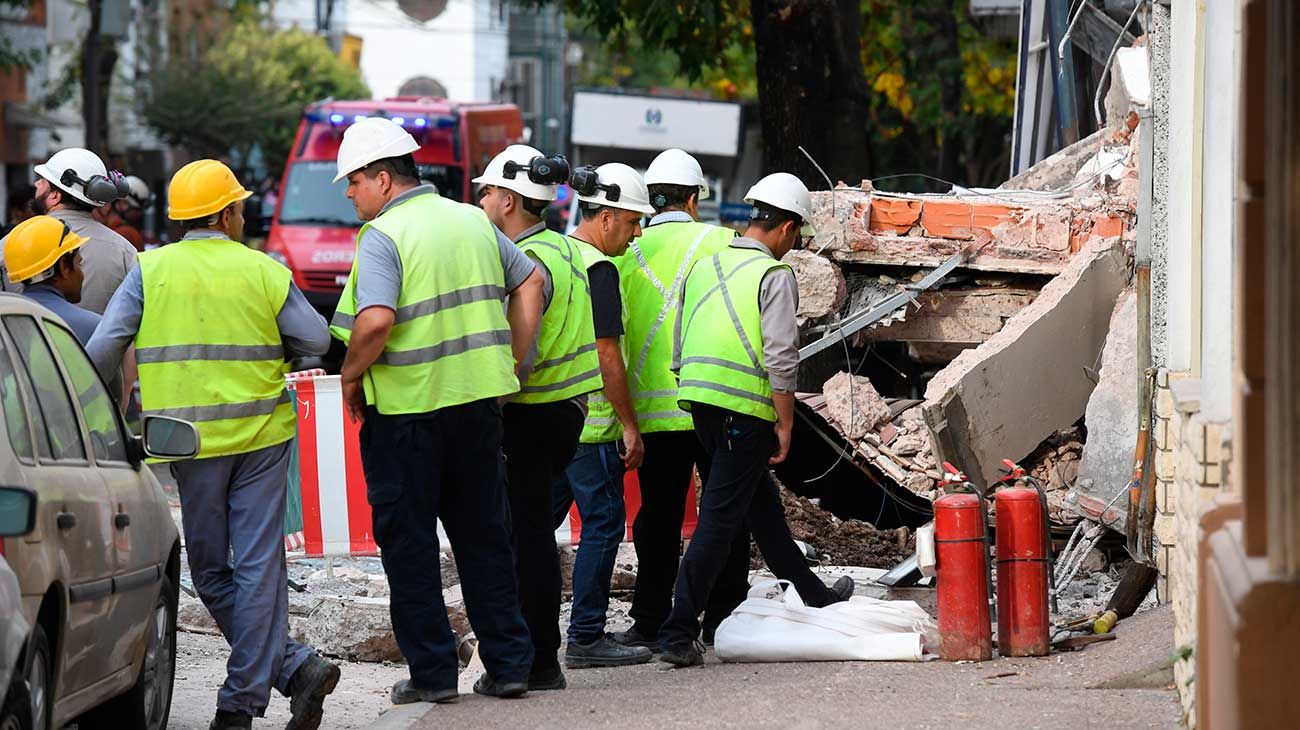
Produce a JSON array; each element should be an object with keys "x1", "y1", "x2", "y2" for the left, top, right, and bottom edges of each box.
[
  {"x1": 333, "y1": 117, "x2": 421, "y2": 183},
  {"x1": 576, "y1": 162, "x2": 654, "y2": 216},
  {"x1": 472, "y1": 145, "x2": 557, "y2": 201},
  {"x1": 744, "y1": 172, "x2": 816, "y2": 236},
  {"x1": 645, "y1": 148, "x2": 710, "y2": 200},
  {"x1": 122, "y1": 175, "x2": 151, "y2": 209},
  {"x1": 34, "y1": 148, "x2": 110, "y2": 206}
]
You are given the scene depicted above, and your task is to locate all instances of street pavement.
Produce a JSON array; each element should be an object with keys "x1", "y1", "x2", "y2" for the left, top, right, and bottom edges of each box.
[{"x1": 392, "y1": 606, "x2": 1180, "y2": 730}]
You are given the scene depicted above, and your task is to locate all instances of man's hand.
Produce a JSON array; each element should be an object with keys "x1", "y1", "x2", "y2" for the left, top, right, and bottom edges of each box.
[
  {"x1": 621, "y1": 427, "x2": 645, "y2": 470},
  {"x1": 769, "y1": 421, "x2": 792, "y2": 465},
  {"x1": 342, "y1": 377, "x2": 366, "y2": 424}
]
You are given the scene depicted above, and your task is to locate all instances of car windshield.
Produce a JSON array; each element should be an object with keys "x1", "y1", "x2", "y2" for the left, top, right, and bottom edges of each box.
[{"x1": 278, "y1": 160, "x2": 467, "y2": 227}]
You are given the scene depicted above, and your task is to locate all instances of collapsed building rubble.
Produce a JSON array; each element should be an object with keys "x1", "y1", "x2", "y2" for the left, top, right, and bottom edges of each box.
[
  {"x1": 787, "y1": 109, "x2": 1142, "y2": 522},
  {"x1": 754, "y1": 484, "x2": 913, "y2": 569}
]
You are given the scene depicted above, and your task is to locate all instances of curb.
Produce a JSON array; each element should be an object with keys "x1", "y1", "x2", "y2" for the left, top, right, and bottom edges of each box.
[{"x1": 367, "y1": 703, "x2": 434, "y2": 730}]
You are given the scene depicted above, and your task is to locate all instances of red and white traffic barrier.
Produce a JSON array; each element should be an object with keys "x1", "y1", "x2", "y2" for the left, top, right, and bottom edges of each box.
[{"x1": 286, "y1": 373, "x2": 698, "y2": 558}]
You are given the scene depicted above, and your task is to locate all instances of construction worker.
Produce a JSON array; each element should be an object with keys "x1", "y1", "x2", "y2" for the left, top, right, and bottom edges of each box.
[
  {"x1": 0, "y1": 148, "x2": 138, "y2": 314},
  {"x1": 328, "y1": 119, "x2": 545, "y2": 702},
  {"x1": 612, "y1": 148, "x2": 750, "y2": 653},
  {"x1": 3, "y1": 215, "x2": 100, "y2": 344},
  {"x1": 474, "y1": 145, "x2": 616, "y2": 686},
  {"x1": 87, "y1": 159, "x2": 339, "y2": 730},
  {"x1": 551, "y1": 162, "x2": 655, "y2": 672},
  {"x1": 658, "y1": 173, "x2": 854, "y2": 666}
]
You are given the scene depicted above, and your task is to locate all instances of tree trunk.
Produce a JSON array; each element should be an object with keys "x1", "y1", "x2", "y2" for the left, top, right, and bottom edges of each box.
[
  {"x1": 81, "y1": 0, "x2": 118, "y2": 157},
  {"x1": 750, "y1": 0, "x2": 873, "y2": 189}
]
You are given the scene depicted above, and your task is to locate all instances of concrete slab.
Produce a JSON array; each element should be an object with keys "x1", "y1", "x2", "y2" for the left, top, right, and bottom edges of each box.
[
  {"x1": 1074, "y1": 289, "x2": 1139, "y2": 526},
  {"x1": 922, "y1": 236, "x2": 1131, "y2": 487}
]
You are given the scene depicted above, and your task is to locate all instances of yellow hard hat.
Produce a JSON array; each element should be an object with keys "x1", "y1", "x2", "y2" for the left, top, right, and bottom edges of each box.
[
  {"x1": 4, "y1": 215, "x2": 87, "y2": 283},
  {"x1": 167, "y1": 159, "x2": 251, "y2": 221}
]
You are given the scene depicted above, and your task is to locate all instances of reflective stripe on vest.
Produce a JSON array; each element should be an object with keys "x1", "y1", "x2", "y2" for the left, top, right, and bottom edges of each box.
[
  {"x1": 573, "y1": 238, "x2": 623, "y2": 444},
  {"x1": 516, "y1": 229, "x2": 602, "y2": 404},
  {"x1": 136, "y1": 238, "x2": 294, "y2": 458},
  {"x1": 619, "y1": 220, "x2": 735, "y2": 433},
  {"x1": 329, "y1": 192, "x2": 519, "y2": 415},
  {"x1": 676, "y1": 247, "x2": 789, "y2": 422}
]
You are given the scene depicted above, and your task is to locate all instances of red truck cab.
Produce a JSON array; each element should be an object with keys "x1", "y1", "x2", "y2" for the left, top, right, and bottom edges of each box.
[{"x1": 265, "y1": 97, "x2": 523, "y2": 315}]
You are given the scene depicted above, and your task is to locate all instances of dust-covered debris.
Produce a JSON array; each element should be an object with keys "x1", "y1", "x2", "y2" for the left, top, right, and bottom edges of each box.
[
  {"x1": 1018, "y1": 426, "x2": 1085, "y2": 525},
  {"x1": 823, "y1": 371, "x2": 892, "y2": 441},
  {"x1": 761, "y1": 483, "x2": 914, "y2": 568}
]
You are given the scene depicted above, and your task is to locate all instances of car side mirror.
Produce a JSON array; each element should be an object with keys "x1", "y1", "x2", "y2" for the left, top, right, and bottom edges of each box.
[
  {"x1": 0, "y1": 487, "x2": 36, "y2": 537},
  {"x1": 142, "y1": 416, "x2": 201, "y2": 460}
]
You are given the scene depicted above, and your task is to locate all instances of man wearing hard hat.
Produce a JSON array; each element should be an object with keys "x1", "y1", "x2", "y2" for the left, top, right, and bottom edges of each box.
[
  {"x1": 611, "y1": 148, "x2": 749, "y2": 654},
  {"x1": 327, "y1": 118, "x2": 545, "y2": 702},
  {"x1": 87, "y1": 159, "x2": 337, "y2": 730},
  {"x1": 1, "y1": 148, "x2": 138, "y2": 314},
  {"x1": 549, "y1": 162, "x2": 657, "y2": 676},
  {"x1": 97, "y1": 175, "x2": 151, "y2": 251},
  {"x1": 474, "y1": 146, "x2": 621, "y2": 684},
  {"x1": 658, "y1": 173, "x2": 856, "y2": 667},
  {"x1": 2, "y1": 215, "x2": 100, "y2": 344}
]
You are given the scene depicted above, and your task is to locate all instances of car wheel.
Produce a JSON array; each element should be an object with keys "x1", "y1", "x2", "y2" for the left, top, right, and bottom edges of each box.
[
  {"x1": 77, "y1": 576, "x2": 176, "y2": 730},
  {"x1": 0, "y1": 675, "x2": 32, "y2": 730},
  {"x1": 22, "y1": 625, "x2": 49, "y2": 730}
]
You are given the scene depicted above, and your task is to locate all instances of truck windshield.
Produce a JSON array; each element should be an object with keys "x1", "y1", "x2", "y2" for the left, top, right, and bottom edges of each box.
[{"x1": 279, "y1": 160, "x2": 467, "y2": 226}]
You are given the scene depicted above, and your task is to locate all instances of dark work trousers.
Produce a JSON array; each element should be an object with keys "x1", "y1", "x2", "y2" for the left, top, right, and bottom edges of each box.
[
  {"x1": 502, "y1": 400, "x2": 585, "y2": 672},
  {"x1": 631, "y1": 431, "x2": 750, "y2": 637},
  {"x1": 360, "y1": 400, "x2": 533, "y2": 692},
  {"x1": 659, "y1": 404, "x2": 840, "y2": 650}
]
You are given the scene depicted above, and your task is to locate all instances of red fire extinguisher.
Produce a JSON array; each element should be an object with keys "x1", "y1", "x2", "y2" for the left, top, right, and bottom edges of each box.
[
  {"x1": 994, "y1": 459, "x2": 1056, "y2": 657},
  {"x1": 933, "y1": 463, "x2": 993, "y2": 661}
]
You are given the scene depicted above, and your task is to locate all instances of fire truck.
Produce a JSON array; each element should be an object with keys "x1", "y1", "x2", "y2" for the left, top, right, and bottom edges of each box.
[{"x1": 265, "y1": 97, "x2": 524, "y2": 316}]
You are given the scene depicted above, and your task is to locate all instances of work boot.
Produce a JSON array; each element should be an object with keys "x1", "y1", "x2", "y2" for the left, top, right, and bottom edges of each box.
[
  {"x1": 285, "y1": 654, "x2": 341, "y2": 730},
  {"x1": 390, "y1": 679, "x2": 459, "y2": 705},
  {"x1": 527, "y1": 664, "x2": 567, "y2": 691},
  {"x1": 472, "y1": 674, "x2": 529, "y2": 699},
  {"x1": 832, "y1": 575, "x2": 856, "y2": 602},
  {"x1": 210, "y1": 709, "x2": 252, "y2": 730},
  {"x1": 610, "y1": 625, "x2": 658, "y2": 651},
  {"x1": 565, "y1": 635, "x2": 653, "y2": 669},
  {"x1": 658, "y1": 640, "x2": 705, "y2": 668}
]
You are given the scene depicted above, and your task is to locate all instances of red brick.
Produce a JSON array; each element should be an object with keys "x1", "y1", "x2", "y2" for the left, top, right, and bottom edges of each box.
[
  {"x1": 970, "y1": 203, "x2": 1021, "y2": 233},
  {"x1": 1092, "y1": 214, "x2": 1124, "y2": 239},
  {"x1": 868, "y1": 197, "x2": 922, "y2": 234},
  {"x1": 920, "y1": 199, "x2": 974, "y2": 240}
]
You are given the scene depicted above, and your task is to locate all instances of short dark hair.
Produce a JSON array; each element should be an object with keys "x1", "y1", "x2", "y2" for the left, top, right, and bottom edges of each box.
[
  {"x1": 177, "y1": 203, "x2": 232, "y2": 231},
  {"x1": 361, "y1": 154, "x2": 419, "y2": 186},
  {"x1": 579, "y1": 202, "x2": 625, "y2": 221},
  {"x1": 648, "y1": 183, "x2": 697, "y2": 213},
  {"x1": 505, "y1": 189, "x2": 550, "y2": 218},
  {"x1": 61, "y1": 195, "x2": 95, "y2": 213},
  {"x1": 23, "y1": 250, "x2": 77, "y2": 286},
  {"x1": 747, "y1": 202, "x2": 799, "y2": 233}
]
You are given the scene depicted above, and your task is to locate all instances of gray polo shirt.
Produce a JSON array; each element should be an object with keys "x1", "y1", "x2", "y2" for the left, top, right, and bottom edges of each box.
[
  {"x1": 672, "y1": 237, "x2": 800, "y2": 394},
  {"x1": 87, "y1": 230, "x2": 331, "y2": 379},
  {"x1": 0, "y1": 209, "x2": 138, "y2": 315},
  {"x1": 353, "y1": 185, "x2": 535, "y2": 313}
]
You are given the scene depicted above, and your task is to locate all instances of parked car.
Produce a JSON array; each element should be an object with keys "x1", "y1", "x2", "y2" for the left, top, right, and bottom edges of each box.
[
  {"x1": 0, "y1": 293, "x2": 200, "y2": 730},
  {"x1": 0, "y1": 487, "x2": 36, "y2": 730}
]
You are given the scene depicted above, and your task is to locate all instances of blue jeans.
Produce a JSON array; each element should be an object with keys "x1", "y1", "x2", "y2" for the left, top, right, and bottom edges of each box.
[{"x1": 552, "y1": 442, "x2": 626, "y2": 644}]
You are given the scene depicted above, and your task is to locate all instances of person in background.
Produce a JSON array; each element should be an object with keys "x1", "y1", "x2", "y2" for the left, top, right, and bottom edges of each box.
[{"x1": 2, "y1": 184, "x2": 34, "y2": 237}]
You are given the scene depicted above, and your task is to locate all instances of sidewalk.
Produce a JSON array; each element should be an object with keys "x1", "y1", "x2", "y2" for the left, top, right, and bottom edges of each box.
[{"x1": 384, "y1": 605, "x2": 1179, "y2": 730}]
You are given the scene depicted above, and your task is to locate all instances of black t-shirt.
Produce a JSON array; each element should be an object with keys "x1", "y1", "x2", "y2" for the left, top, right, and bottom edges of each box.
[{"x1": 588, "y1": 261, "x2": 624, "y2": 338}]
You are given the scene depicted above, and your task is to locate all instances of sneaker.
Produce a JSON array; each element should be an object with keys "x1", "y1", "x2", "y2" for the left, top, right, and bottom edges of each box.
[
  {"x1": 209, "y1": 709, "x2": 252, "y2": 730},
  {"x1": 286, "y1": 654, "x2": 341, "y2": 730},
  {"x1": 565, "y1": 635, "x2": 653, "y2": 669},
  {"x1": 390, "y1": 679, "x2": 459, "y2": 705},
  {"x1": 527, "y1": 664, "x2": 567, "y2": 691},
  {"x1": 658, "y1": 641, "x2": 705, "y2": 668},
  {"x1": 831, "y1": 575, "x2": 856, "y2": 602},
  {"x1": 473, "y1": 674, "x2": 529, "y2": 699},
  {"x1": 610, "y1": 626, "x2": 659, "y2": 651}
]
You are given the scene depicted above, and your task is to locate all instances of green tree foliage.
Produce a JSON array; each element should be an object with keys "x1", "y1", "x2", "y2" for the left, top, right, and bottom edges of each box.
[
  {"x1": 0, "y1": 0, "x2": 41, "y2": 72},
  {"x1": 145, "y1": 21, "x2": 368, "y2": 176},
  {"x1": 560, "y1": 0, "x2": 1016, "y2": 187}
]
